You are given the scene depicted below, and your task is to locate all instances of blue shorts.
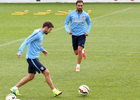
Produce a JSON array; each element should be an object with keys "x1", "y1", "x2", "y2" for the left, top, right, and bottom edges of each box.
[
  {"x1": 27, "y1": 58, "x2": 46, "y2": 74},
  {"x1": 72, "y1": 35, "x2": 86, "y2": 50}
]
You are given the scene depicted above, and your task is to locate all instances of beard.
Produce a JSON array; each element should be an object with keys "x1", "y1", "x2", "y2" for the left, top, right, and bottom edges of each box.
[
  {"x1": 44, "y1": 30, "x2": 48, "y2": 35},
  {"x1": 77, "y1": 8, "x2": 82, "y2": 12},
  {"x1": 45, "y1": 32, "x2": 48, "y2": 35}
]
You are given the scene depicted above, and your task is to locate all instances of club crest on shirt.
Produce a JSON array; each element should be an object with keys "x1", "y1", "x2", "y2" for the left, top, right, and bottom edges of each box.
[
  {"x1": 82, "y1": 16, "x2": 85, "y2": 19},
  {"x1": 39, "y1": 42, "x2": 43, "y2": 45},
  {"x1": 40, "y1": 67, "x2": 44, "y2": 70}
]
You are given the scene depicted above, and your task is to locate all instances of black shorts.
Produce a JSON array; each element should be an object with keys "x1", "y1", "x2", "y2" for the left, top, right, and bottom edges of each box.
[
  {"x1": 72, "y1": 35, "x2": 86, "y2": 50},
  {"x1": 27, "y1": 58, "x2": 46, "y2": 74}
]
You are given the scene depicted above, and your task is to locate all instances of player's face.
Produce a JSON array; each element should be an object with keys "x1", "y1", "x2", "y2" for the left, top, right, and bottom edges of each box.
[
  {"x1": 45, "y1": 27, "x2": 53, "y2": 35},
  {"x1": 76, "y1": 2, "x2": 83, "y2": 13}
]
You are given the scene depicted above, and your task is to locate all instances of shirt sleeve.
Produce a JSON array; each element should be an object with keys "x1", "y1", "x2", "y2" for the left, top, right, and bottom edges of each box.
[
  {"x1": 18, "y1": 40, "x2": 28, "y2": 55},
  {"x1": 65, "y1": 13, "x2": 71, "y2": 34},
  {"x1": 18, "y1": 32, "x2": 39, "y2": 55},
  {"x1": 40, "y1": 47, "x2": 44, "y2": 52},
  {"x1": 86, "y1": 14, "x2": 91, "y2": 34}
]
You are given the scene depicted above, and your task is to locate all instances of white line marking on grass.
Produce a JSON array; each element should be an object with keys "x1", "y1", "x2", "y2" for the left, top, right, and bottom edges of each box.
[
  {"x1": 0, "y1": 7, "x2": 133, "y2": 47},
  {"x1": 91, "y1": 7, "x2": 134, "y2": 20},
  {"x1": 0, "y1": 27, "x2": 64, "y2": 47},
  {"x1": 0, "y1": 38, "x2": 26, "y2": 47},
  {"x1": 52, "y1": 27, "x2": 64, "y2": 32},
  {"x1": 46, "y1": 49, "x2": 140, "y2": 54}
]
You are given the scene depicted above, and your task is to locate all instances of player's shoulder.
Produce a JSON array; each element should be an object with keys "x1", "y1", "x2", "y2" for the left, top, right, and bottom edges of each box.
[
  {"x1": 34, "y1": 29, "x2": 40, "y2": 33},
  {"x1": 68, "y1": 10, "x2": 76, "y2": 15},
  {"x1": 83, "y1": 10, "x2": 89, "y2": 16},
  {"x1": 32, "y1": 28, "x2": 41, "y2": 36}
]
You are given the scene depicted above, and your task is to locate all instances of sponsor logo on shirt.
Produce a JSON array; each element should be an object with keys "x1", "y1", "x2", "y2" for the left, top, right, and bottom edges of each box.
[{"x1": 73, "y1": 20, "x2": 84, "y2": 22}]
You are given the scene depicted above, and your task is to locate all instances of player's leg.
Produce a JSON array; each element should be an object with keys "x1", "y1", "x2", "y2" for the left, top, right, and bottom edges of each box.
[
  {"x1": 76, "y1": 35, "x2": 86, "y2": 72},
  {"x1": 32, "y1": 58, "x2": 62, "y2": 97},
  {"x1": 76, "y1": 46, "x2": 83, "y2": 72},
  {"x1": 10, "y1": 59, "x2": 36, "y2": 95},
  {"x1": 72, "y1": 35, "x2": 78, "y2": 55},
  {"x1": 42, "y1": 69, "x2": 54, "y2": 89},
  {"x1": 73, "y1": 35, "x2": 86, "y2": 58},
  {"x1": 17, "y1": 58, "x2": 37, "y2": 87},
  {"x1": 79, "y1": 35, "x2": 86, "y2": 59},
  {"x1": 43, "y1": 69, "x2": 62, "y2": 96},
  {"x1": 77, "y1": 46, "x2": 83, "y2": 64},
  {"x1": 10, "y1": 73, "x2": 35, "y2": 95},
  {"x1": 74, "y1": 49, "x2": 78, "y2": 55},
  {"x1": 16, "y1": 73, "x2": 35, "y2": 88},
  {"x1": 72, "y1": 36, "x2": 80, "y2": 71}
]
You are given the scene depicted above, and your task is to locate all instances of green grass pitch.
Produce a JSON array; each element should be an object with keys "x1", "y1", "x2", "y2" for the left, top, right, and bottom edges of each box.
[{"x1": 0, "y1": 3, "x2": 140, "y2": 100}]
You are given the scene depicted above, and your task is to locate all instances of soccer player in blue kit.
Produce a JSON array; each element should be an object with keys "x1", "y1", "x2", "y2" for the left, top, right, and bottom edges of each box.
[
  {"x1": 65, "y1": 0, "x2": 91, "y2": 72},
  {"x1": 10, "y1": 21, "x2": 62, "y2": 97}
]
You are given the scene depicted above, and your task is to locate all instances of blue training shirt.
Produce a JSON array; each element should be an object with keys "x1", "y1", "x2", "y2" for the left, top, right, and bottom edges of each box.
[
  {"x1": 18, "y1": 28, "x2": 45, "y2": 59},
  {"x1": 65, "y1": 10, "x2": 91, "y2": 36}
]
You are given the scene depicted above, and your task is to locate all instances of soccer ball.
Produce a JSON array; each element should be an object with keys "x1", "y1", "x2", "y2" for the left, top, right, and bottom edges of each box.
[
  {"x1": 78, "y1": 85, "x2": 90, "y2": 95},
  {"x1": 5, "y1": 94, "x2": 16, "y2": 100}
]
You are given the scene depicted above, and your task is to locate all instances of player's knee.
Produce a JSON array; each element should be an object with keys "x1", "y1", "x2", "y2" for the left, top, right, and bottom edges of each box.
[
  {"x1": 28, "y1": 74, "x2": 35, "y2": 80},
  {"x1": 30, "y1": 76, "x2": 35, "y2": 80},
  {"x1": 43, "y1": 69, "x2": 50, "y2": 76},
  {"x1": 75, "y1": 52, "x2": 78, "y2": 55},
  {"x1": 78, "y1": 49, "x2": 82, "y2": 53},
  {"x1": 46, "y1": 70, "x2": 50, "y2": 75},
  {"x1": 74, "y1": 50, "x2": 78, "y2": 55}
]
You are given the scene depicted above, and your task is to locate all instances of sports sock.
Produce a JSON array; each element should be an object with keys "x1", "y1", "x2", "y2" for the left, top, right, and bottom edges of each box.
[
  {"x1": 82, "y1": 49, "x2": 84, "y2": 54},
  {"x1": 12, "y1": 86, "x2": 18, "y2": 90},
  {"x1": 52, "y1": 88, "x2": 56, "y2": 93},
  {"x1": 77, "y1": 64, "x2": 80, "y2": 68}
]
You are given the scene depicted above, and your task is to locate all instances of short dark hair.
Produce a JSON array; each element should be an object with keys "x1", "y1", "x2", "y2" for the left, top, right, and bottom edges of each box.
[
  {"x1": 42, "y1": 21, "x2": 54, "y2": 28},
  {"x1": 76, "y1": 0, "x2": 83, "y2": 5}
]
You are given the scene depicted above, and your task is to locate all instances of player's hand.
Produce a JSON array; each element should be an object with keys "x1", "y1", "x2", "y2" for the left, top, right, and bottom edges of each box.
[
  {"x1": 43, "y1": 50, "x2": 48, "y2": 56},
  {"x1": 69, "y1": 30, "x2": 72, "y2": 35},
  {"x1": 85, "y1": 32, "x2": 88, "y2": 36},
  {"x1": 17, "y1": 53, "x2": 21, "y2": 58}
]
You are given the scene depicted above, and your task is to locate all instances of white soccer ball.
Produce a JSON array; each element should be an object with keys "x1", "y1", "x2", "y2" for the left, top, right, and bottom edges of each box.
[
  {"x1": 5, "y1": 94, "x2": 16, "y2": 100},
  {"x1": 78, "y1": 85, "x2": 90, "y2": 95}
]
